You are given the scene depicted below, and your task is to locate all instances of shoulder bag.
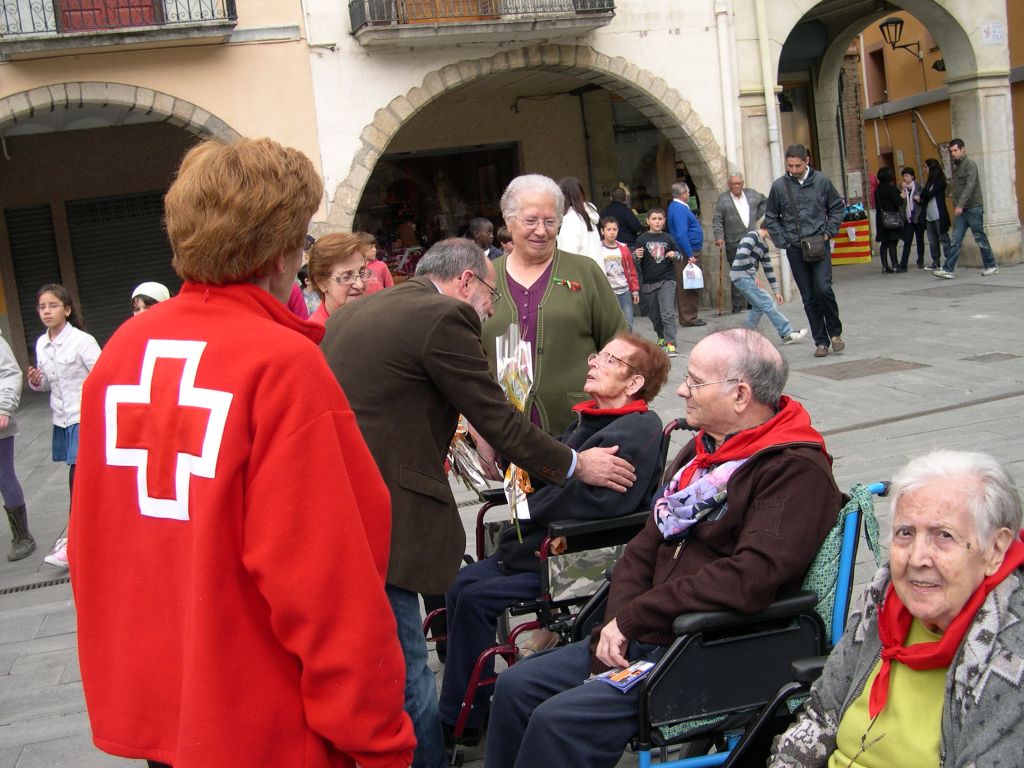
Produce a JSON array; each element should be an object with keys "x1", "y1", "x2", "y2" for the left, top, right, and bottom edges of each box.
[{"x1": 880, "y1": 209, "x2": 903, "y2": 231}]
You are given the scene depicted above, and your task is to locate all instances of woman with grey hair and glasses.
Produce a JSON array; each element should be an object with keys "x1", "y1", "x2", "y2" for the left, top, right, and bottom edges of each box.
[
  {"x1": 771, "y1": 449, "x2": 1024, "y2": 768},
  {"x1": 481, "y1": 174, "x2": 628, "y2": 437}
]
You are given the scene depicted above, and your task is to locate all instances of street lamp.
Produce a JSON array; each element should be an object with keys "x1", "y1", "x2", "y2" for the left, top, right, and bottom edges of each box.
[{"x1": 878, "y1": 16, "x2": 923, "y2": 60}]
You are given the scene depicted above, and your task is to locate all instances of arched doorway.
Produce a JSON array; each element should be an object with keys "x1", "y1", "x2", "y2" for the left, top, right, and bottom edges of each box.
[
  {"x1": 0, "y1": 84, "x2": 240, "y2": 362},
  {"x1": 326, "y1": 44, "x2": 728, "y2": 232}
]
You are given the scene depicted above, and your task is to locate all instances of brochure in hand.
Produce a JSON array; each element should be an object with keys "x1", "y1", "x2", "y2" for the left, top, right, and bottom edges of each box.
[{"x1": 586, "y1": 660, "x2": 656, "y2": 692}]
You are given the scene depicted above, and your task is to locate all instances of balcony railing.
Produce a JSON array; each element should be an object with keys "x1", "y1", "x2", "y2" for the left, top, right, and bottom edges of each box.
[
  {"x1": 1, "y1": 0, "x2": 236, "y2": 36},
  {"x1": 350, "y1": 0, "x2": 614, "y2": 35}
]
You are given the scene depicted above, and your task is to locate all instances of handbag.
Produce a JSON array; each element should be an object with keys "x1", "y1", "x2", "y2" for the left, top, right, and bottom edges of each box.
[
  {"x1": 880, "y1": 209, "x2": 903, "y2": 231},
  {"x1": 682, "y1": 263, "x2": 704, "y2": 290},
  {"x1": 783, "y1": 179, "x2": 829, "y2": 263}
]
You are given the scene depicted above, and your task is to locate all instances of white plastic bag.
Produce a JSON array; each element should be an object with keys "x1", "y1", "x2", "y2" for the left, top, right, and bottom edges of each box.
[{"x1": 682, "y1": 263, "x2": 704, "y2": 290}]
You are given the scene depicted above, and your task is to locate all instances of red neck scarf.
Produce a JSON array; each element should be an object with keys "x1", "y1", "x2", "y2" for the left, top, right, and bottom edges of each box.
[
  {"x1": 869, "y1": 535, "x2": 1024, "y2": 717},
  {"x1": 677, "y1": 395, "x2": 828, "y2": 489},
  {"x1": 571, "y1": 399, "x2": 648, "y2": 418}
]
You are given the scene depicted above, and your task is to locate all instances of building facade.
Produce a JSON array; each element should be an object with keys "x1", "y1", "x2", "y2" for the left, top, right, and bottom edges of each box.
[
  {"x1": 1, "y1": 0, "x2": 1019, "y2": 362},
  {"x1": 0, "y1": 0, "x2": 321, "y2": 363}
]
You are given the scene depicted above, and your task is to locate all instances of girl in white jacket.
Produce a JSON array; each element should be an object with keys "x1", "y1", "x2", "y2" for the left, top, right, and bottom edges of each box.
[
  {"x1": 556, "y1": 176, "x2": 603, "y2": 267},
  {"x1": 28, "y1": 284, "x2": 101, "y2": 568}
]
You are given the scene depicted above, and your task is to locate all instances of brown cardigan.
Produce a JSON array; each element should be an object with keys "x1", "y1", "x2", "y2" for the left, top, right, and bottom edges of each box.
[{"x1": 597, "y1": 438, "x2": 841, "y2": 655}]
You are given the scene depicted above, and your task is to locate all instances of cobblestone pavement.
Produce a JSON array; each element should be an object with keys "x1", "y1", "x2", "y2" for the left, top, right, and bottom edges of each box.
[{"x1": 3, "y1": 260, "x2": 1024, "y2": 766}]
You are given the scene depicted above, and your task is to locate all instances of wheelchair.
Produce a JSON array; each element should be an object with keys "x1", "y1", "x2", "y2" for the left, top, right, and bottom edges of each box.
[
  {"x1": 566, "y1": 481, "x2": 886, "y2": 768},
  {"x1": 426, "y1": 417, "x2": 688, "y2": 763}
]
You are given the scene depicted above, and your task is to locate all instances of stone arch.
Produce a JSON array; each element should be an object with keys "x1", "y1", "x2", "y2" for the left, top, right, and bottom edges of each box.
[
  {"x1": 766, "y1": 0, "x2": 1019, "y2": 261},
  {"x1": 0, "y1": 82, "x2": 239, "y2": 140},
  {"x1": 327, "y1": 44, "x2": 728, "y2": 229}
]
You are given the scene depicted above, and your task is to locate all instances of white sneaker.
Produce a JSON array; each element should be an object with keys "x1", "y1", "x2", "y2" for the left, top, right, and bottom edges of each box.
[
  {"x1": 44, "y1": 537, "x2": 68, "y2": 568},
  {"x1": 932, "y1": 269, "x2": 954, "y2": 280},
  {"x1": 982, "y1": 266, "x2": 999, "y2": 276},
  {"x1": 782, "y1": 329, "x2": 808, "y2": 345}
]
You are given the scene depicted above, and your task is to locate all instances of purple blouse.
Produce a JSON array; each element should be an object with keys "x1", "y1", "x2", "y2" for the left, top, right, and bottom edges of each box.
[{"x1": 504, "y1": 261, "x2": 554, "y2": 427}]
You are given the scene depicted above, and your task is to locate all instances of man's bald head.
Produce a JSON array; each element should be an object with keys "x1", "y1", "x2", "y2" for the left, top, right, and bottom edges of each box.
[{"x1": 696, "y1": 329, "x2": 788, "y2": 410}]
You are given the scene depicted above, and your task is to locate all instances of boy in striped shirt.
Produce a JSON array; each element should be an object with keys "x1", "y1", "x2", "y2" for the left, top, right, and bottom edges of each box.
[{"x1": 730, "y1": 227, "x2": 807, "y2": 345}]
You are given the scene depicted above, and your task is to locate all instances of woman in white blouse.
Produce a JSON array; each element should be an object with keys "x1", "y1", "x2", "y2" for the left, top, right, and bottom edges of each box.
[
  {"x1": 556, "y1": 176, "x2": 602, "y2": 267},
  {"x1": 27, "y1": 283, "x2": 101, "y2": 568}
]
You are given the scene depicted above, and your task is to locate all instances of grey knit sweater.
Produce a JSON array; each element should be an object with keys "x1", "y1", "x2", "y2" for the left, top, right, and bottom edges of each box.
[
  {"x1": 770, "y1": 563, "x2": 1024, "y2": 768},
  {"x1": 729, "y1": 230, "x2": 778, "y2": 292}
]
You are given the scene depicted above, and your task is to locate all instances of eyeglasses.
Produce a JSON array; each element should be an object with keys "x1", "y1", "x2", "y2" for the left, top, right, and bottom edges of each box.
[
  {"x1": 680, "y1": 375, "x2": 740, "y2": 394},
  {"x1": 514, "y1": 216, "x2": 560, "y2": 232},
  {"x1": 471, "y1": 273, "x2": 501, "y2": 302},
  {"x1": 588, "y1": 351, "x2": 639, "y2": 375},
  {"x1": 326, "y1": 268, "x2": 371, "y2": 286}
]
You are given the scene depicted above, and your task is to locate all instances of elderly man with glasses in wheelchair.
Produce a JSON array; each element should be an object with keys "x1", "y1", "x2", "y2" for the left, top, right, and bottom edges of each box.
[{"x1": 486, "y1": 328, "x2": 842, "y2": 768}]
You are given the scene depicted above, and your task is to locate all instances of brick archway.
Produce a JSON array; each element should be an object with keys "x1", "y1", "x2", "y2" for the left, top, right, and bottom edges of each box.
[
  {"x1": 0, "y1": 82, "x2": 239, "y2": 140},
  {"x1": 327, "y1": 44, "x2": 728, "y2": 229}
]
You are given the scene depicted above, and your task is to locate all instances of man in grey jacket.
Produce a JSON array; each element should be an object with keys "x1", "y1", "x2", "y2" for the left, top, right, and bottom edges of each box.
[
  {"x1": 713, "y1": 173, "x2": 767, "y2": 312},
  {"x1": 933, "y1": 138, "x2": 999, "y2": 279},
  {"x1": 764, "y1": 145, "x2": 846, "y2": 358}
]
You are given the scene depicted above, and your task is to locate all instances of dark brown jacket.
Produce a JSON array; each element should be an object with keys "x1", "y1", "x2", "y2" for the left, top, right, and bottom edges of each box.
[
  {"x1": 322, "y1": 277, "x2": 572, "y2": 595},
  {"x1": 599, "y1": 438, "x2": 840, "y2": 653}
]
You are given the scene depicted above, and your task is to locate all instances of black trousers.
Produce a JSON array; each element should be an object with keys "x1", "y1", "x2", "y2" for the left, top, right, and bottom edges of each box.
[
  {"x1": 785, "y1": 246, "x2": 843, "y2": 348},
  {"x1": 900, "y1": 220, "x2": 925, "y2": 268}
]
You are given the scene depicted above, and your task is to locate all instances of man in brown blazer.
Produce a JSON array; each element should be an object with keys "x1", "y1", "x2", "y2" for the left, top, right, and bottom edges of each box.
[{"x1": 321, "y1": 237, "x2": 636, "y2": 768}]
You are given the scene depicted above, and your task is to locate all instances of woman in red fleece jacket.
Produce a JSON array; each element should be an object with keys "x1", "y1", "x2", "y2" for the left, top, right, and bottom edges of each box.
[{"x1": 69, "y1": 138, "x2": 414, "y2": 768}]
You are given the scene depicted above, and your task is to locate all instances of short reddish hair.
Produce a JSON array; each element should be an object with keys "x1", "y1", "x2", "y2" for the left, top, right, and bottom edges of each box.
[
  {"x1": 307, "y1": 233, "x2": 367, "y2": 299},
  {"x1": 617, "y1": 332, "x2": 670, "y2": 402},
  {"x1": 165, "y1": 138, "x2": 322, "y2": 284}
]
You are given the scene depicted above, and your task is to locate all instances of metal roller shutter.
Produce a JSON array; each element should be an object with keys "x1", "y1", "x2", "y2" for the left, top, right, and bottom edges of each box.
[
  {"x1": 66, "y1": 190, "x2": 181, "y2": 346},
  {"x1": 5, "y1": 205, "x2": 62, "y2": 363}
]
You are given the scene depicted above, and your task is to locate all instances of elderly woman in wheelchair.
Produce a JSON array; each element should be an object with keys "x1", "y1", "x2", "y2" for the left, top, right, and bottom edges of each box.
[
  {"x1": 770, "y1": 450, "x2": 1024, "y2": 768},
  {"x1": 438, "y1": 331, "x2": 670, "y2": 743}
]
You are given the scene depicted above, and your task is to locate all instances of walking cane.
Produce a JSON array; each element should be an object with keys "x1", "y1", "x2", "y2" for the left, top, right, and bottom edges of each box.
[{"x1": 717, "y1": 245, "x2": 725, "y2": 315}]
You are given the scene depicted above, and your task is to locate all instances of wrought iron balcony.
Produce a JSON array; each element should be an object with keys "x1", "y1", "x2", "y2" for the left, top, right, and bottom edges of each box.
[
  {"x1": 1, "y1": 0, "x2": 237, "y2": 60},
  {"x1": 349, "y1": 0, "x2": 615, "y2": 47}
]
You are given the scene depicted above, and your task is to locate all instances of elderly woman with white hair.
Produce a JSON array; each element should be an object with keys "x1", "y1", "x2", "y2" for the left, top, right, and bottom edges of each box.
[
  {"x1": 771, "y1": 449, "x2": 1024, "y2": 768},
  {"x1": 481, "y1": 174, "x2": 627, "y2": 436}
]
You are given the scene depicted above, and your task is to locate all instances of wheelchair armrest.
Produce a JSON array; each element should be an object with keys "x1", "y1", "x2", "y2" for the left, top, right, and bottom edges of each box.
[
  {"x1": 548, "y1": 511, "x2": 649, "y2": 538},
  {"x1": 790, "y1": 656, "x2": 827, "y2": 685},
  {"x1": 479, "y1": 488, "x2": 506, "y2": 504},
  {"x1": 671, "y1": 590, "x2": 820, "y2": 636}
]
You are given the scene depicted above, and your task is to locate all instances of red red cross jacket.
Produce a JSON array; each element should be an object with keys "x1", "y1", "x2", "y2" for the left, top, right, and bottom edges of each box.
[{"x1": 69, "y1": 282, "x2": 414, "y2": 768}]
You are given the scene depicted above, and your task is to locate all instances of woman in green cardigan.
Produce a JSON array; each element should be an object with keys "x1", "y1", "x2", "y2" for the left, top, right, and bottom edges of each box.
[{"x1": 482, "y1": 174, "x2": 627, "y2": 436}]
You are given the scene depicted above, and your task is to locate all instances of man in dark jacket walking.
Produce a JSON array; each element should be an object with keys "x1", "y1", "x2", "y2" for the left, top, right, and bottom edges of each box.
[
  {"x1": 933, "y1": 138, "x2": 999, "y2": 279},
  {"x1": 764, "y1": 144, "x2": 846, "y2": 358}
]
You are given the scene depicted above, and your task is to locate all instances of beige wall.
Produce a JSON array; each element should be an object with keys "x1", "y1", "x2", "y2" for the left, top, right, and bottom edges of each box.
[{"x1": 0, "y1": 41, "x2": 321, "y2": 178}]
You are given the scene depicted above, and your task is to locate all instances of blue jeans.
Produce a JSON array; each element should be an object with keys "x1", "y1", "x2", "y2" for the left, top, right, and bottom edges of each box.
[
  {"x1": 438, "y1": 556, "x2": 541, "y2": 729},
  {"x1": 732, "y1": 276, "x2": 793, "y2": 340},
  {"x1": 615, "y1": 290, "x2": 634, "y2": 331},
  {"x1": 386, "y1": 584, "x2": 446, "y2": 768},
  {"x1": 486, "y1": 638, "x2": 666, "y2": 768},
  {"x1": 784, "y1": 246, "x2": 842, "y2": 349},
  {"x1": 643, "y1": 279, "x2": 677, "y2": 344},
  {"x1": 944, "y1": 205, "x2": 995, "y2": 272}
]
